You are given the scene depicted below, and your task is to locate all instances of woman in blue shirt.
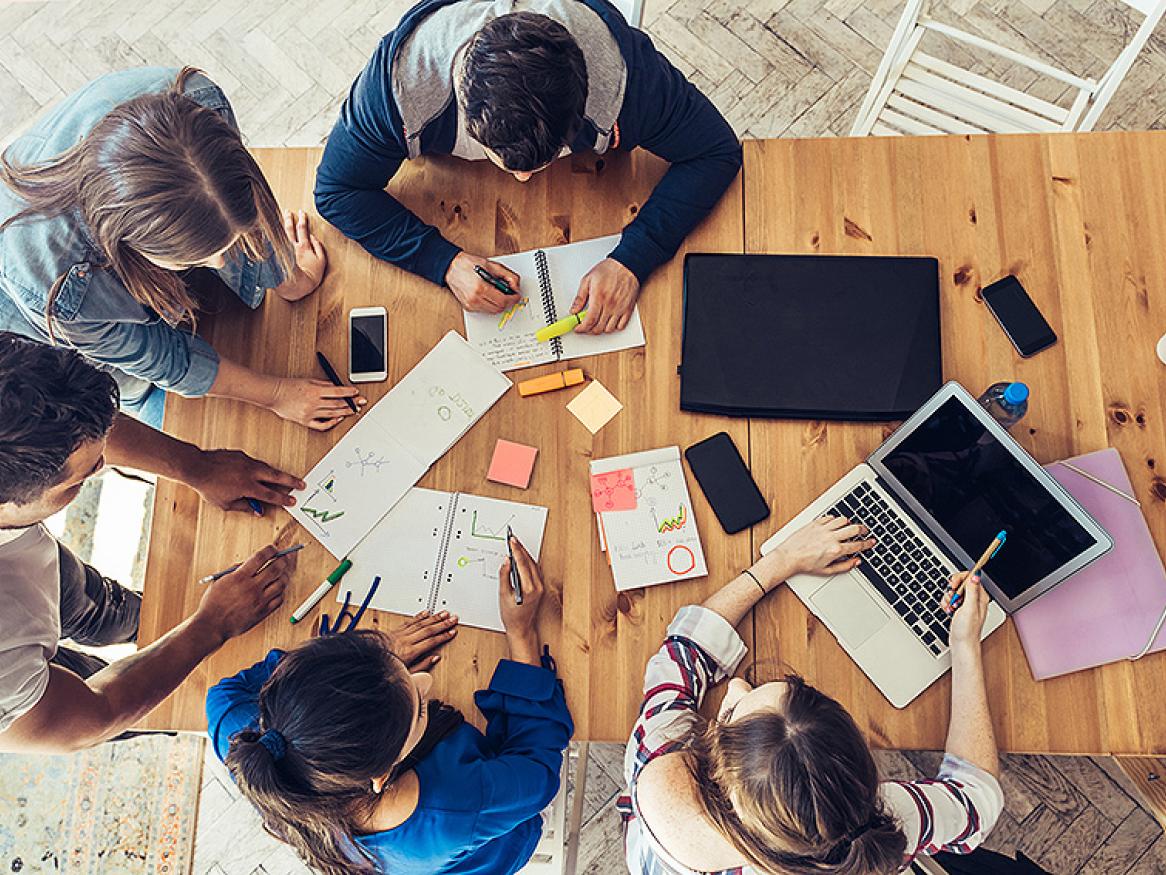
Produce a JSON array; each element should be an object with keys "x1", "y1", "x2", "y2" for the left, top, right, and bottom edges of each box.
[
  {"x1": 205, "y1": 536, "x2": 573, "y2": 875},
  {"x1": 0, "y1": 66, "x2": 362, "y2": 429}
]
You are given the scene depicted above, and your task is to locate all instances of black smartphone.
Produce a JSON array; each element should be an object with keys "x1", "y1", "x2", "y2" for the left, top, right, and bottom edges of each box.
[
  {"x1": 982, "y1": 275, "x2": 1057, "y2": 358},
  {"x1": 684, "y1": 432, "x2": 769, "y2": 535}
]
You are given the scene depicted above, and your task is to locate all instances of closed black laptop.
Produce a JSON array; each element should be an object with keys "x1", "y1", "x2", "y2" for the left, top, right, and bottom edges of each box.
[{"x1": 680, "y1": 253, "x2": 943, "y2": 420}]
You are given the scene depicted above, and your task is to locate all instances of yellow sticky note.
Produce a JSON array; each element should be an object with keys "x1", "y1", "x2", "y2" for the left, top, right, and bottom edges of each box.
[{"x1": 566, "y1": 380, "x2": 623, "y2": 434}]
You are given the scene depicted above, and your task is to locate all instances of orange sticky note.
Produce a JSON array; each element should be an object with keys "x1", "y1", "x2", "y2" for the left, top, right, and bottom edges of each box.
[
  {"x1": 591, "y1": 469, "x2": 637, "y2": 512},
  {"x1": 487, "y1": 439, "x2": 539, "y2": 489}
]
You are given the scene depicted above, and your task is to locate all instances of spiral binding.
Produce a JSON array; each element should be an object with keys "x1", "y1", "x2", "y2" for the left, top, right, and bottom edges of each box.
[
  {"x1": 427, "y1": 493, "x2": 461, "y2": 613},
  {"x1": 534, "y1": 249, "x2": 564, "y2": 359}
]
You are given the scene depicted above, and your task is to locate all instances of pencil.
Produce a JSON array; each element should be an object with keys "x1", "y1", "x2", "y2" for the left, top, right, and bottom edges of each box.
[
  {"x1": 948, "y1": 530, "x2": 1006, "y2": 609},
  {"x1": 199, "y1": 543, "x2": 305, "y2": 584}
]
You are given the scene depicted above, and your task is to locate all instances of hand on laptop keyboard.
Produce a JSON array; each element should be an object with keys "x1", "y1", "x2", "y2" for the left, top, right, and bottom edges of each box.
[{"x1": 758, "y1": 514, "x2": 877, "y2": 584}]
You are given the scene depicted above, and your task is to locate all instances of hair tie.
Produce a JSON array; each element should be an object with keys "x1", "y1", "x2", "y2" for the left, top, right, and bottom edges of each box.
[
  {"x1": 257, "y1": 728, "x2": 287, "y2": 761},
  {"x1": 846, "y1": 817, "x2": 880, "y2": 842}
]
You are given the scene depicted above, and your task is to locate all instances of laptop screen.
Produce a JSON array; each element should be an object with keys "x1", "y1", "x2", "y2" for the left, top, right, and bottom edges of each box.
[{"x1": 879, "y1": 396, "x2": 1096, "y2": 599}]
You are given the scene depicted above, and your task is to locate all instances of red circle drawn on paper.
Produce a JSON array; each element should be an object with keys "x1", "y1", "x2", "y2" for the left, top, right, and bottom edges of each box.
[{"x1": 667, "y1": 545, "x2": 696, "y2": 576}]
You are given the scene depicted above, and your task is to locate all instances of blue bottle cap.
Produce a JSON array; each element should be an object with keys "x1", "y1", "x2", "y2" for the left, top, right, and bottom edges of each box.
[{"x1": 1004, "y1": 382, "x2": 1029, "y2": 404}]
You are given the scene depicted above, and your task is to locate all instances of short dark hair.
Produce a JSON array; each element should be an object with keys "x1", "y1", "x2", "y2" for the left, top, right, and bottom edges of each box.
[
  {"x1": 0, "y1": 332, "x2": 119, "y2": 505},
  {"x1": 461, "y1": 12, "x2": 588, "y2": 172}
]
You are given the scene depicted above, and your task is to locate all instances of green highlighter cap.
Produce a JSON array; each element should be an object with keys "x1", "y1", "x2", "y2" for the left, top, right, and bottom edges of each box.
[{"x1": 328, "y1": 559, "x2": 353, "y2": 583}]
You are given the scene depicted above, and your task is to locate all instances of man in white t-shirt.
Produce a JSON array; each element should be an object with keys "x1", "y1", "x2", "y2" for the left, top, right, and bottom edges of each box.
[{"x1": 0, "y1": 332, "x2": 307, "y2": 752}]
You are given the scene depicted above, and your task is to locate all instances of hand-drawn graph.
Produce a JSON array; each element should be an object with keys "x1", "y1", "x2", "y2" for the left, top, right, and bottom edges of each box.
[
  {"x1": 667, "y1": 544, "x2": 696, "y2": 575},
  {"x1": 652, "y1": 504, "x2": 688, "y2": 533},
  {"x1": 302, "y1": 506, "x2": 345, "y2": 524},
  {"x1": 470, "y1": 509, "x2": 516, "y2": 541},
  {"x1": 319, "y1": 471, "x2": 337, "y2": 497},
  {"x1": 345, "y1": 447, "x2": 390, "y2": 476},
  {"x1": 498, "y1": 297, "x2": 529, "y2": 329}
]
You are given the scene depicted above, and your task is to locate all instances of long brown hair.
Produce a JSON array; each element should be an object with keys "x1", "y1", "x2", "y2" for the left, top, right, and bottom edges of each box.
[
  {"x1": 0, "y1": 67, "x2": 293, "y2": 336},
  {"x1": 685, "y1": 675, "x2": 907, "y2": 875},
  {"x1": 226, "y1": 631, "x2": 464, "y2": 875}
]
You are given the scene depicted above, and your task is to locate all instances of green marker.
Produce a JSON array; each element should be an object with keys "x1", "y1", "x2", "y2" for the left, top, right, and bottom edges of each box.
[
  {"x1": 535, "y1": 311, "x2": 586, "y2": 343},
  {"x1": 290, "y1": 559, "x2": 352, "y2": 624}
]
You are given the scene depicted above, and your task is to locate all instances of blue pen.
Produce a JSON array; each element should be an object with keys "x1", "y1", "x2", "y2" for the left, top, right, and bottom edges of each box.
[
  {"x1": 950, "y1": 530, "x2": 1006, "y2": 610},
  {"x1": 247, "y1": 498, "x2": 264, "y2": 516}
]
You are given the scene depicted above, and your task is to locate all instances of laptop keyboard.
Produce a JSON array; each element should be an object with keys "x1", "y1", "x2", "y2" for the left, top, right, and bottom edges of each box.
[{"x1": 828, "y1": 483, "x2": 953, "y2": 656}]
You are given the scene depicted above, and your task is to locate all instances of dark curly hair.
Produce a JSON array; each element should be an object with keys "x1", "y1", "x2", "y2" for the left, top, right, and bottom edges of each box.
[
  {"x1": 0, "y1": 332, "x2": 118, "y2": 505},
  {"x1": 460, "y1": 12, "x2": 588, "y2": 171}
]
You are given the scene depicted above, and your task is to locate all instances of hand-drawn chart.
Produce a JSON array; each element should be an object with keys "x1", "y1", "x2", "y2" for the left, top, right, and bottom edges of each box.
[
  {"x1": 497, "y1": 297, "x2": 529, "y2": 329},
  {"x1": 346, "y1": 447, "x2": 390, "y2": 476}
]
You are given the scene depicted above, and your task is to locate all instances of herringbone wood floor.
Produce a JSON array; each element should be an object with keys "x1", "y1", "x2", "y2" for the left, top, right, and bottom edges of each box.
[
  {"x1": 1, "y1": 0, "x2": 1165, "y2": 148},
  {"x1": 4, "y1": 1, "x2": 1166, "y2": 873}
]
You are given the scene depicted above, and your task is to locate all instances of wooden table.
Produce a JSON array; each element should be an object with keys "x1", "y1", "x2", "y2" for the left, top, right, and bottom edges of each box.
[
  {"x1": 138, "y1": 146, "x2": 750, "y2": 739},
  {"x1": 140, "y1": 133, "x2": 1166, "y2": 755},
  {"x1": 745, "y1": 133, "x2": 1166, "y2": 755}
]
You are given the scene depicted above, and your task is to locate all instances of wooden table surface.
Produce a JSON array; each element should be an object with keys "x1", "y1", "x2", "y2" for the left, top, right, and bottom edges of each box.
[
  {"x1": 138, "y1": 146, "x2": 750, "y2": 740},
  {"x1": 745, "y1": 133, "x2": 1166, "y2": 755},
  {"x1": 139, "y1": 133, "x2": 1166, "y2": 754}
]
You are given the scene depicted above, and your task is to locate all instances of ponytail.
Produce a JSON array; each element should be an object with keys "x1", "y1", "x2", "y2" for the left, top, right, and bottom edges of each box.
[{"x1": 225, "y1": 632, "x2": 463, "y2": 875}]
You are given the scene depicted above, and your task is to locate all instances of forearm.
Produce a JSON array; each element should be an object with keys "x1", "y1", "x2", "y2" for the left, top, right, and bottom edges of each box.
[
  {"x1": 106, "y1": 414, "x2": 203, "y2": 483},
  {"x1": 506, "y1": 632, "x2": 542, "y2": 667},
  {"x1": 945, "y1": 645, "x2": 999, "y2": 777},
  {"x1": 207, "y1": 357, "x2": 280, "y2": 409},
  {"x1": 702, "y1": 551, "x2": 797, "y2": 628}
]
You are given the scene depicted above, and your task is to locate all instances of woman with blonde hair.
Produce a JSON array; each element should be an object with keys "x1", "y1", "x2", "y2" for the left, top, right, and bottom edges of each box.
[
  {"x1": 0, "y1": 66, "x2": 362, "y2": 429},
  {"x1": 623, "y1": 515, "x2": 1004, "y2": 875}
]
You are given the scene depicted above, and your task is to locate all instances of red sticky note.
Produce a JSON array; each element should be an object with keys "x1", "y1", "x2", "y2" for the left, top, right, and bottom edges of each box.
[
  {"x1": 591, "y1": 468, "x2": 637, "y2": 512},
  {"x1": 487, "y1": 439, "x2": 539, "y2": 489}
]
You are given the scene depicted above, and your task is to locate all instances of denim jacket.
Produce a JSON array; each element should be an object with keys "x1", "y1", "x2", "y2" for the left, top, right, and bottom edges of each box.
[{"x1": 0, "y1": 67, "x2": 284, "y2": 399}]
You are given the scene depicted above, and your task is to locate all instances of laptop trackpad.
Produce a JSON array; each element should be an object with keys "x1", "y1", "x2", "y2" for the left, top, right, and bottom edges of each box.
[{"x1": 810, "y1": 576, "x2": 891, "y2": 649}]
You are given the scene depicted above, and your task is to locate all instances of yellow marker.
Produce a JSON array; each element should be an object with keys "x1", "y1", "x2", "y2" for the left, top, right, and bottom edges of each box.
[
  {"x1": 535, "y1": 311, "x2": 585, "y2": 343},
  {"x1": 518, "y1": 368, "x2": 585, "y2": 397}
]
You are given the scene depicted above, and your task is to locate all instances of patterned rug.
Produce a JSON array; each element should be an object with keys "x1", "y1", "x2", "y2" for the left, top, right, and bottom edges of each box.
[{"x1": 0, "y1": 733, "x2": 204, "y2": 874}]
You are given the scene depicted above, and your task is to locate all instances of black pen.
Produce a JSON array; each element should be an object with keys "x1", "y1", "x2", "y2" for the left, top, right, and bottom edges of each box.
[
  {"x1": 316, "y1": 351, "x2": 359, "y2": 413},
  {"x1": 507, "y1": 526, "x2": 523, "y2": 605},
  {"x1": 474, "y1": 264, "x2": 518, "y2": 296}
]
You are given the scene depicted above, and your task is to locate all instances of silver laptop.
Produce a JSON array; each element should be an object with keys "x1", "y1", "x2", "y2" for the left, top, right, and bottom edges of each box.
[{"x1": 760, "y1": 381, "x2": 1112, "y2": 708}]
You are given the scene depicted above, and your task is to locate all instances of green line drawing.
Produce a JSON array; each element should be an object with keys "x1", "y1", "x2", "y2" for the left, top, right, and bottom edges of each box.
[
  {"x1": 470, "y1": 510, "x2": 514, "y2": 541},
  {"x1": 303, "y1": 507, "x2": 345, "y2": 524}
]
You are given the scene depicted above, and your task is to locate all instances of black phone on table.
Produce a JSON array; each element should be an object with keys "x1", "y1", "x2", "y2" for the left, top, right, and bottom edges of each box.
[
  {"x1": 684, "y1": 432, "x2": 770, "y2": 535},
  {"x1": 982, "y1": 275, "x2": 1057, "y2": 358}
]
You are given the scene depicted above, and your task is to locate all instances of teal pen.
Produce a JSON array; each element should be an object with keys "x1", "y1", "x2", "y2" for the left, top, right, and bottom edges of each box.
[
  {"x1": 474, "y1": 265, "x2": 518, "y2": 296},
  {"x1": 951, "y1": 530, "x2": 1006, "y2": 609},
  {"x1": 199, "y1": 543, "x2": 305, "y2": 584}
]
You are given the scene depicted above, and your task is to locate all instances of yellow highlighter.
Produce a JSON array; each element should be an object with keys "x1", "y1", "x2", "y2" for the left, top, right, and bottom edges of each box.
[{"x1": 535, "y1": 311, "x2": 586, "y2": 343}]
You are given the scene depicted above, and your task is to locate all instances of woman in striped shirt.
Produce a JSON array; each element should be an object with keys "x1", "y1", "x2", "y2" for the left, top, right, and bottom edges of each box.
[{"x1": 621, "y1": 515, "x2": 1003, "y2": 875}]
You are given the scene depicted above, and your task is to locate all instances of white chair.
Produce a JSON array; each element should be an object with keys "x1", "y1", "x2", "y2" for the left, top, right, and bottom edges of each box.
[
  {"x1": 851, "y1": 0, "x2": 1166, "y2": 136},
  {"x1": 517, "y1": 743, "x2": 587, "y2": 875}
]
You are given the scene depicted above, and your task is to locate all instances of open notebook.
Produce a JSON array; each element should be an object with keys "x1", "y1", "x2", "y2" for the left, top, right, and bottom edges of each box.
[
  {"x1": 348, "y1": 488, "x2": 548, "y2": 632},
  {"x1": 464, "y1": 234, "x2": 646, "y2": 371},
  {"x1": 287, "y1": 332, "x2": 512, "y2": 558}
]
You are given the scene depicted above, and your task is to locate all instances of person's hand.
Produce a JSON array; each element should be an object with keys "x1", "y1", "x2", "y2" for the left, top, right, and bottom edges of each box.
[
  {"x1": 185, "y1": 448, "x2": 306, "y2": 514},
  {"x1": 945, "y1": 572, "x2": 990, "y2": 650},
  {"x1": 385, "y1": 611, "x2": 459, "y2": 671},
  {"x1": 445, "y1": 252, "x2": 520, "y2": 314},
  {"x1": 274, "y1": 210, "x2": 327, "y2": 302},
  {"x1": 499, "y1": 536, "x2": 545, "y2": 665},
  {"x1": 756, "y1": 515, "x2": 876, "y2": 586},
  {"x1": 268, "y1": 377, "x2": 365, "y2": 430},
  {"x1": 569, "y1": 258, "x2": 640, "y2": 334},
  {"x1": 196, "y1": 545, "x2": 292, "y2": 644}
]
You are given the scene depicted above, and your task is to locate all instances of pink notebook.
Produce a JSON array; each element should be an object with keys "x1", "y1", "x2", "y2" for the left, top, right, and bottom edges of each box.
[{"x1": 1013, "y1": 448, "x2": 1166, "y2": 680}]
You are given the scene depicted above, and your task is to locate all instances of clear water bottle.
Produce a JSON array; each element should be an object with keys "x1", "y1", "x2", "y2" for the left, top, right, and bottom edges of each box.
[{"x1": 978, "y1": 381, "x2": 1029, "y2": 429}]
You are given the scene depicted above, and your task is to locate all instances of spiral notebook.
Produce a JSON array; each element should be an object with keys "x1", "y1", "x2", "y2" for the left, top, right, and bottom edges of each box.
[
  {"x1": 464, "y1": 235, "x2": 646, "y2": 372},
  {"x1": 347, "y1": 488, "x2": 548, "y2": 632}
]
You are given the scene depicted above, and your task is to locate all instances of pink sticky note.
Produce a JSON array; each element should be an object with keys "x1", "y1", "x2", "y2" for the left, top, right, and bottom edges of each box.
[
  {"x1": 591, "y1": 468, "x2": 637, "y2": 512},
  {"x1": 487, "y1": 439, "x2": 539, "y2": 489}
]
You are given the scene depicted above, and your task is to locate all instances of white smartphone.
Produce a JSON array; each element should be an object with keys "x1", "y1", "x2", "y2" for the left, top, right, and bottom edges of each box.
[{"x1": 348, "y1": 306, "x2": 388, "y2": 383}]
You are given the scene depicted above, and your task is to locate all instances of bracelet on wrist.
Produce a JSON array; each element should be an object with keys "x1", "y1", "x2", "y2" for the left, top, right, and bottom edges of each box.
[{"x1": 743, "y1": 568, "x2": 766, "y2": 595}]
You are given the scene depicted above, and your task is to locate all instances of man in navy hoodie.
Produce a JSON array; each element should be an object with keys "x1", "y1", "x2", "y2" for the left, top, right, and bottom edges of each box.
[{"x1": 314, "y1": 0, "x2": 742, "y2": 335}]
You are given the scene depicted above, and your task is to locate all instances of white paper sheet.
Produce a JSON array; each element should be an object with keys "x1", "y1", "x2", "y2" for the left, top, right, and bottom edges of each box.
[
  {"x1": 348, "y1": 489, "x2": 549, "y2": 632},
  {"x1": 464, "y1": 235, "x2": 645, "y2": 371}
]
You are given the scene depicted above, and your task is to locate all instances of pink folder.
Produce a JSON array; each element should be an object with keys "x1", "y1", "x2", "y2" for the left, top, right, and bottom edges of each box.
[{"x1": 1012, "y1": 448, "x2": 1166, "y2": 680}]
